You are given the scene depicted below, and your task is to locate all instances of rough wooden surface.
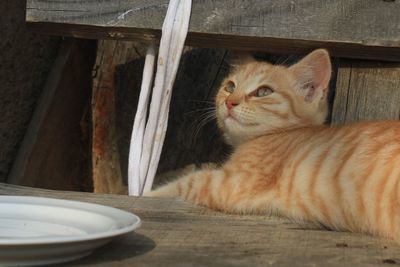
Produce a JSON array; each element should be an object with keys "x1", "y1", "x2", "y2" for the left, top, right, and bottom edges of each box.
[
  {"x1": 1, "y1": 183, "x2": 400, "y2": 267},
  {"x1": 91, "y1": 40, "x2": 144, "y2": 194},
  {"x1": 332, "y1": 60, "x2": 400, "y2": 124},
  {"x1": 7, "y1": 39, "x2": 95, "y2": 191},
  {"x1": 26, "y1": 0, "x2": 400, "y2": 61}
]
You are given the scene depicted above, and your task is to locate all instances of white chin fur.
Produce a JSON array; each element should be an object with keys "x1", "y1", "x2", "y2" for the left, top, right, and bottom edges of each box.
[
  {"x1": 217, "y1": 106, "x2": 260, "y2": 146},
  {"x1": 224, "y1": 117, "x2": 241, "y2": 128},
  {"x1": 222, "y1": 118, "x2": 260, "y2": 146}
]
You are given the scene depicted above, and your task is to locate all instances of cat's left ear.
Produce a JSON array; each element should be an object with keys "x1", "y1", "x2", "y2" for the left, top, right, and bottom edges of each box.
[{"x1": 289, "y1": 49, "x2": 331, "y2": 103}]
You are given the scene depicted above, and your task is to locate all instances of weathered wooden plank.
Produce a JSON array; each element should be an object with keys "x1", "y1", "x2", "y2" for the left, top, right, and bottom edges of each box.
[
  {"x1": 26, "y1": 0, "x2": 400, "y2": 62},
  {"x1": 1, "y1": 182, "x2": 400, "y2": 267},
  {"x1": 332, "y1": 60, "x2": 400, "y2": 124},
  {"x1": 91, "y1": 40, "x2": 144, "y2": 194},
  {"x1": 7, "y1": 39, "x2": 95, "y2": 191}
]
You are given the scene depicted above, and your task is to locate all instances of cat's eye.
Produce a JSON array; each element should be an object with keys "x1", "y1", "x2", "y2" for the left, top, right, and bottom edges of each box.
[
  {"x1": 225, "y1": 81, "x2": 236, "y2": 93},
  {"x1": 254, "y1": 86, "x2": 274, "y2": 97}
]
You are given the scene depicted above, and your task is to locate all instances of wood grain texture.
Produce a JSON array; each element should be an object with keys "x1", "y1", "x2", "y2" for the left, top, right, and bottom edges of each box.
[
  {"x1": 7, "y1": 39, "x2": 95, "y2": 191},
  {"x1": 332, "y1": 60, "x2": 400, "y2": 124},
  {"x1": 1, "y1": 182, "x2": 400, "y2": 267},
  {"x1": 26, "y1": 0, "x2": 400, "y2": 61},
  {"x1": 91, "y1": 40, "x2": 145, "y2": 194}
]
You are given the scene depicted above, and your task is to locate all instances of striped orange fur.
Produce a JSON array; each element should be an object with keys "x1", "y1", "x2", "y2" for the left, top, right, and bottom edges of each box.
[{"x1": 146, "y1": 49, "x2": 400, "y2": 241}]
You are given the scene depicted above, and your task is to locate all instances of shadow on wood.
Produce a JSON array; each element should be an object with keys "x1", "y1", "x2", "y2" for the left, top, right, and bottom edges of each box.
[{"x1": 7, "y1": 39, "x2": 96, "y2": 191}]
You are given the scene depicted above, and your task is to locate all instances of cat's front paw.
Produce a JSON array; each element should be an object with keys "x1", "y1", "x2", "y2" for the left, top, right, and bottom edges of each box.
[
  {"x1": 143, "y1": 183, "x2": 180, "y2": 198},
  {"x1": 143, "y1": 190, "x2": 165, "y2": 198}
]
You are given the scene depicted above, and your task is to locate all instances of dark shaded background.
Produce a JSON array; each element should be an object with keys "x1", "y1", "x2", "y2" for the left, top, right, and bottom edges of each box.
[{"x1": 0, "y1": 1, "x2": 60, "y2": 182}]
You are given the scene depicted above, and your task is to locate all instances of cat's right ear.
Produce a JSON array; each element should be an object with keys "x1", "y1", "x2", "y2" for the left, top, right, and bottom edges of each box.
[
  {"x1": 289, "y1": 49, "x2": 332, "y2": 103},
  {"x1": 227, "y1": 51, "x2": 254, "y2": 66}
]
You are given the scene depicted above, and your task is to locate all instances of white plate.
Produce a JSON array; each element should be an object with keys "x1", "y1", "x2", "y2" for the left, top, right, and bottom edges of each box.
[{"x1": 0, "y1": 196, "x2": 141, "y2": 266}]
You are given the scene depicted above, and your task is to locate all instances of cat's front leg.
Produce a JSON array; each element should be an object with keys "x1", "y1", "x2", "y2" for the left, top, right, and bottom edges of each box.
[
  {"x1": 144, "y1": 177, "x2": 185, "y2": 198},
  {"x1": 145, "y1": 168, "x2": 275, "y2": 214},
  {"x1": 145, "y1": 168, "x2": 235, "y2": 212},
  {"x1": 145, "y1": 169, "x2": 218, "y2": 200}
]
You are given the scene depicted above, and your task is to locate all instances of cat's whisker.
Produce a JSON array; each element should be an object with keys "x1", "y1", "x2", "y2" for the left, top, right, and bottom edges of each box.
[
  {"x1": 187, "y1": 100, "x2": 215, "y2": 104},
  {"x1": 274, "y1": 46, "x2": 302, "y2": 66},
  {"x1": 275, "y1": 54, "x2": 291, "y2": 66},
  {"x1": 184, "y1": 107, "x2": 216, "y2": 116},
  {"x1": 195, "y1": 110, "x2": 216, "y2": 121},
  {"x1": 193, "y1": 113, "x2": 216, "y2": 136},
  {"x1": 194, "y1": 112, "x2": 216, "y2": 131},
  {"x1": 185, "y1": 108, "x2": 215, "y2": 130},
  {"x1": 187, "y1": 110, "x2": 217, "y2": 146}
]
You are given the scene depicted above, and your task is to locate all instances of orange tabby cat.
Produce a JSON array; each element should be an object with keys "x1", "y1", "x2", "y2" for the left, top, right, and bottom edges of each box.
[{"x1": 146, "y1": 49, "x2": 400, "y2": 241}]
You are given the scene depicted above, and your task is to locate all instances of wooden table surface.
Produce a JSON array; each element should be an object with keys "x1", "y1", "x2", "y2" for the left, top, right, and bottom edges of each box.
[{"x1": 1, "y1": 183, "x2": 399, "y2": 267}]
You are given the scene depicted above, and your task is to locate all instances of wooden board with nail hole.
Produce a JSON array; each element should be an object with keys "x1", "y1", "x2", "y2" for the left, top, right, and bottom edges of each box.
[{"x1": 26, "y1": 0, "x2": 400, "y2": 62}]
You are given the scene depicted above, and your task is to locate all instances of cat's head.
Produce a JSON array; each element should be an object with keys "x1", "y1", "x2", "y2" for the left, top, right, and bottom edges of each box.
[{"x1": 215, "y1": 49, "x2": 332, "y2": 146}]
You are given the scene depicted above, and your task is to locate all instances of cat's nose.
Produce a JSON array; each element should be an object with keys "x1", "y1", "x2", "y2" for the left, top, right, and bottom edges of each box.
[{"x1": 226, "y1": 99, "x2": 239, "y2": 110}]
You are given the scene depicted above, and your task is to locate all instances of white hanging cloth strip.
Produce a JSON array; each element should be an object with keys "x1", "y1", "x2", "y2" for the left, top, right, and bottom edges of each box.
[{"x1": 128, "y1": 0, "x2": 192, "y2": 196}]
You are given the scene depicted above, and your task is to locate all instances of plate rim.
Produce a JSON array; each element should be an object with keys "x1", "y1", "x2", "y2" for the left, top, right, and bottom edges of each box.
[{"x1": 0, "y1": 195, "x2": 141, "y2": 246}]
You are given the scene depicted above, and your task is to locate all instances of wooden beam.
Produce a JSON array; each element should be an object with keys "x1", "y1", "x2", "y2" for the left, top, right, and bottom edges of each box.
[
  {"x1": 332, "y1": 60, "x2": 400, "y2": 124},
  {"x1": 91, "y1": 40, "x2": 143, "y2": 194},
  {"x1": 26, "y1": 0, "x2": 400, "y2": 62}
]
